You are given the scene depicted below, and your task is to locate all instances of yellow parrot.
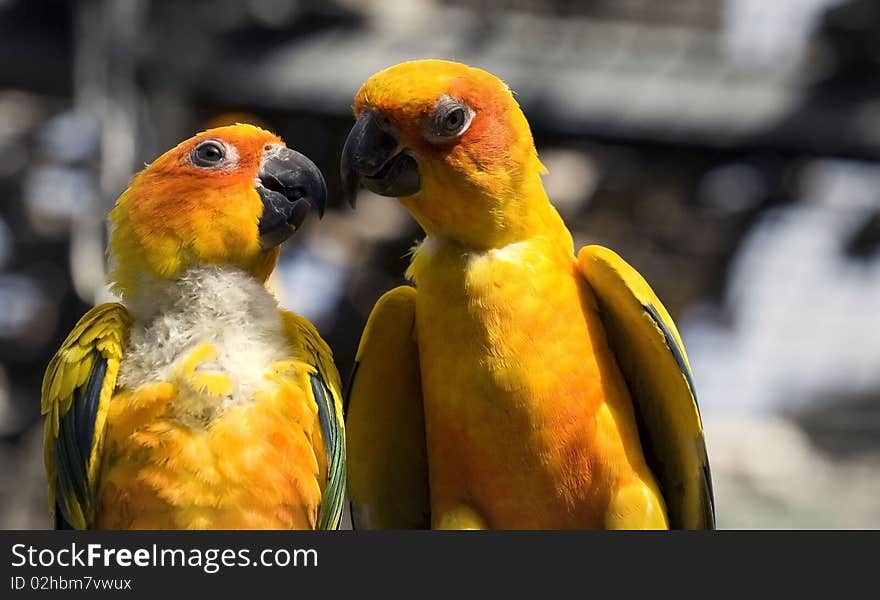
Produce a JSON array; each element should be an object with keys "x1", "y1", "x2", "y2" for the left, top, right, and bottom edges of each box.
[
  {"x1": 41, "y1": 124, "x2": 345, "y2": 530},
  {"x1": 342, "y1": 60, "x2": 715, "y2": 530}
]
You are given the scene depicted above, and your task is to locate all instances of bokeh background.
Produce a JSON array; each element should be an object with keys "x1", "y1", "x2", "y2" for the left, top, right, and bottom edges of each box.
[{"x1": 1, "y1": 0, "x2": 879, "y2": 529}]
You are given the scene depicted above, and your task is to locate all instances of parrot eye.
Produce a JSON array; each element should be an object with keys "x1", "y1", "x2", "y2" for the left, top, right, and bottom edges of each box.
[
  {"x1": 428, "y1": 97, "x2": 473, "y2": 141},
  {"x1": 191, "y1": 140, "x2": 227, "y2": 168}
]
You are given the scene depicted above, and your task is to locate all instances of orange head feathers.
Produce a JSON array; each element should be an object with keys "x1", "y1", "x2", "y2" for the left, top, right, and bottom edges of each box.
[
  {"x1": 341, "y1": 60, "x2": 553, "y2": 249},
  {"x1": 109, "y1": 123, "x2": 326, "y2": 298}
]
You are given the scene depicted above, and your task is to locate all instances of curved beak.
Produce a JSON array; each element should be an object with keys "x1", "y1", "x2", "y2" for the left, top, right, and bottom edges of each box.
[
  {"x1": 256, "y1": 146, "x2": 327, "y2": 249},
  {"x1": 340, "y1": 110, "x2": 420, "y2": 208}
]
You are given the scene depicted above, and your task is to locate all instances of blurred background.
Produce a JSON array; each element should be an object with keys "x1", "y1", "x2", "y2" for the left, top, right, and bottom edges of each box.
[{"x1": 1, "y1": 0, "x2": 879, "y2": 529}]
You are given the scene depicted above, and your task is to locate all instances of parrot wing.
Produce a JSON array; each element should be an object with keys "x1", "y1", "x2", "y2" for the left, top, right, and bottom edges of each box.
[
  {"x1": 280, "y1": 311, "x2": 346, "y2": 530},
  {"x1": 577, "y1": 245, "x2": 715, "y2": 529},
  {"x1": 345, "y1": 286, "x2": 430, "y2": 529},
  {"x1": 41, "y1": 302, "x2": 131, "y2": 529}
]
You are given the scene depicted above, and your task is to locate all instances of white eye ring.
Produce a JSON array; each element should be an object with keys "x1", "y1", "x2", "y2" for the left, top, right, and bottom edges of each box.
[
  {"x1": 427, "y1": 96, "x2": 474, "y2": 141},
  {"x1": 190, "y1": 139, "x2": 238, "y2": 169}
]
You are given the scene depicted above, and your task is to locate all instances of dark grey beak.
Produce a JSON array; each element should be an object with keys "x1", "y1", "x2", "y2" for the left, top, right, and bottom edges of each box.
[
  {"x1": 340, "y1": 110, "x2": 420, "y2": 208},
  {"x1": 257, "y1": 146, "x2": 327, "y2": 249}
]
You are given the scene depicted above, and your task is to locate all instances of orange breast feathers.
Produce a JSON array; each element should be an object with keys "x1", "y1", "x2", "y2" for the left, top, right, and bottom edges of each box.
[
  {"x1": 411, "y1": 240, "x2": 662, "y2": 529},
  {"x1": 95, "y1": 358, "x2": 328, "y2": 530}
]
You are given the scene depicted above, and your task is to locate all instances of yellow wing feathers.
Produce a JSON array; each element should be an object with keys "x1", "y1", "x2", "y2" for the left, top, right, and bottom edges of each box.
[
  {"x1": 280, "y1": 311, "x2": 343, "y2": 399},
  {"x1": 279, "y1": 310, "x2": 346, "y2": 530},
  {"x1": 578, "y1": 245, "x2": 714, "y2": 529},
  {"x1": 346, "y1": 286, "x2": 430, "y2": 529},
  {"x1": 41, "y1": 303, "x2": 131, "y2": 529}
]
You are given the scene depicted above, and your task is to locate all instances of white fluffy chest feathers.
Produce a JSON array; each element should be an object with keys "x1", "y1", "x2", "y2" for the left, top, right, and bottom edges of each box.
[{"x1": 117, "y1": 266, "x2": 291, "y2": 422}]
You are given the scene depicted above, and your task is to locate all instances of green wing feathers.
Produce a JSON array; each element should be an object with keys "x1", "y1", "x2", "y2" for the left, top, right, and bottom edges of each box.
[
  {"x1": 280, "y1": 311, "x2": 346, "y2": 530},
  {"x1": 41, "y1": 303, "x2": 130, "y2": 530},
  {"x1": 578, "y1": 245, "x2": 715, "y2": 529},
  {"x1": 311, "y1": 372, "x2": 346, "y2": 530}
]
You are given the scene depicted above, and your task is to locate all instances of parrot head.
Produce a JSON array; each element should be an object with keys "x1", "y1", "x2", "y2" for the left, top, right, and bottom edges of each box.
[
  {"x1": 109, "y1": 123, "x2": 326, "y2": 297},
  {"x1": 341, "y1": 59, "x2": 551, "y2": 249}
]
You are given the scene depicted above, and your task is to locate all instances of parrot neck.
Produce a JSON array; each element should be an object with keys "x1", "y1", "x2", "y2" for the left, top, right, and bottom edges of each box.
[
  {"x1": 405, "y1": 166, "x2": 571, "y2": 252},
  {"x1": 508, "y1": 178, "x2": 573, "y2": 248},
  {"x1": 407, "y1": 186, "x2": 575, "y2": 286},
  {"x1": 116, "y1": 264, "x2": 290, "y2": 422},
  {"x1": 122, "y1": 264, "x2": 275, "y2": 323}
]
